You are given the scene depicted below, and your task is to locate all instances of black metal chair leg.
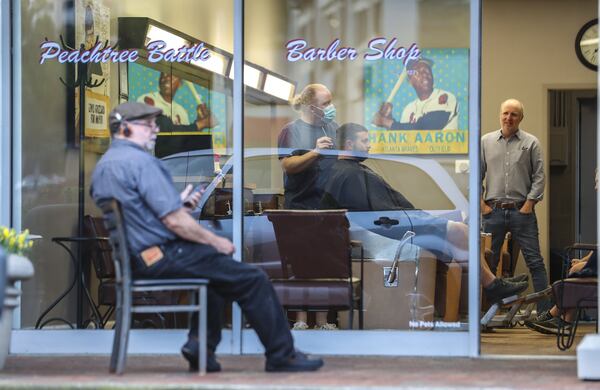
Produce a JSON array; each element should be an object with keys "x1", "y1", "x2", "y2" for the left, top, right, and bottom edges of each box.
[
  {"x1": 109, "y1": 304, "x2": 122, "y2": 373},
  {"x1": 116, "y1": 292, "x2": 132, "y2": 375},
  {"x1": 198, "y1": 286, "x2": 207, "y2": 376},
  {"x1": 358, "y1": 307, "x2": 364, "y2": 330}
]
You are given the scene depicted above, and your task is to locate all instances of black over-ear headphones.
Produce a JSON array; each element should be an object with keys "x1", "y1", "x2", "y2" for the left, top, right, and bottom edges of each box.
[
  {"x1": 112, "y1": 112, "x2": 131, "y2": 137},
  {"x1": 123, "y1": 125, "x2": 131, "y2": 137}
]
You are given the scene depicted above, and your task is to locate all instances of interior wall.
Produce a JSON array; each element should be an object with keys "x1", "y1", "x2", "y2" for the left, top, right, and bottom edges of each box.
[
  {"x1": 482, "y1": 0, "x2": 597, "y2": 276},
  {"x1": 112, "y1": 0, "x2": 286, "y2": 73},
  {"x1": 111, "y1": 0, "x2": 233, "y2": 51}
]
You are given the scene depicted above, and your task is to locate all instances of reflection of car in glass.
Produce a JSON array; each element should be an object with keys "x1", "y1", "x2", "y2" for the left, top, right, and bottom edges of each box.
[{"x1": 161, "y1": 148, "x2": 468, "y2": 261}]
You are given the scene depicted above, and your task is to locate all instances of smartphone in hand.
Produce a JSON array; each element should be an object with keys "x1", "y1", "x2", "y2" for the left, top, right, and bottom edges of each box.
[{"x1": 183, "y1": 182, "x2": 209, "y2": 208}]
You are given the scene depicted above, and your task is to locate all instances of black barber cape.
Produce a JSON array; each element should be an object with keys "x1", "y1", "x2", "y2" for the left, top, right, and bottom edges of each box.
[{"x1": 321, "y1": 159, "x2": 414, "y2": 211}]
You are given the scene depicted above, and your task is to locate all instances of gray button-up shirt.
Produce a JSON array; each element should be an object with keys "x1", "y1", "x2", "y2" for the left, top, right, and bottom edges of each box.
[
  {"x1": 481, "y1": 129, "x2": 545, "y2": 202},
  {"x1": 90, "y1": 139, "x2": 182, "y2": 254}
]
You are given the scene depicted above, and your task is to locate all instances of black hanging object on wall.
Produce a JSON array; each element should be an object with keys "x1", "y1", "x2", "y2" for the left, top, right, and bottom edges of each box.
[{"x1": 47, "y1": 34, "x2": 112, "y2": 328}]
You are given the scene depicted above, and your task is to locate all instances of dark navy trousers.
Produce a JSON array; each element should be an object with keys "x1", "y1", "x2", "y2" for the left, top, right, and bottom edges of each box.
[{"x1": 132, "y1": 240, "x2": 294, "y2": 364}]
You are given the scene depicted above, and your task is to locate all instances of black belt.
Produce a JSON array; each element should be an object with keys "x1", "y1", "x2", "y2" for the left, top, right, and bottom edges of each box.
[{"x1": 487, "y1": 200, "x2": 525, "y2": 209}]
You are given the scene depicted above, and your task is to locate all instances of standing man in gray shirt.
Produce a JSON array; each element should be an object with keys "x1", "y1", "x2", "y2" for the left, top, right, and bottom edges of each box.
[{"x1": 481, "y1": 98, "x2": 551, "y2": 312}]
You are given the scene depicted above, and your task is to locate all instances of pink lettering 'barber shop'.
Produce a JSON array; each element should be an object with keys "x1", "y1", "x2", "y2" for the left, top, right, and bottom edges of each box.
[{"x1": 286, "y1": 38, "x2": 420, "y2": 63}]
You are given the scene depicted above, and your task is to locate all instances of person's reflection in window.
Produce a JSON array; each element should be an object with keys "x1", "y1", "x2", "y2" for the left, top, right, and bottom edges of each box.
[
  {"x1": 322, "y1": 123, "x2": 529, "y2": 302},
  {"x1": 277, "y1": 84, "x2": 339, "y2": 330},
  {"x1": 278, "y1": 84, "x2": 338, "y2": 210}
]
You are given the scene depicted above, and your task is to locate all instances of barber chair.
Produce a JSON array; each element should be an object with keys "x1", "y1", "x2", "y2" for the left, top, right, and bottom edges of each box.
[
  {"x1": 552, "y1": 243, "x2": 598, "y2": 351},
  {"x1": 265, "y1": 209, "x2": 364, "y2": 329}
]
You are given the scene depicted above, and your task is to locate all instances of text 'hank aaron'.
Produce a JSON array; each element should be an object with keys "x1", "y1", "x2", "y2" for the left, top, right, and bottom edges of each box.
[
  {"x1": 39, "y1": 40, "x2": 210, "y2": 65},
  {"x1": 286, "y1": 38, "x2": 420, "y2": 64}
]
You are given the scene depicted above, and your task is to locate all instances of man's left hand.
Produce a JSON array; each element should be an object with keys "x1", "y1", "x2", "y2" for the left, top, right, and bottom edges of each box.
[{"x1": 519, "y1": 200, "x2": 535, "y2": 214}]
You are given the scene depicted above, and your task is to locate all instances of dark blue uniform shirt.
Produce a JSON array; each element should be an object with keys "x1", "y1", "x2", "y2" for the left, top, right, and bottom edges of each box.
[
  {"x1": 90, "y1": 139, "x2": 182, "y2": 254},
  {"x1": 277, "y1": 119, "x2": 338, "y2": 209}
]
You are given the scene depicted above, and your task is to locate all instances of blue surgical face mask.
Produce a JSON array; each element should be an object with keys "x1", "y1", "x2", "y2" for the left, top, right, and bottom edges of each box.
[
  {"x1": 322, "y1": 104, "x2": 336, "y2": 122},
  {"x1": 311, "y1": 103, "x2": 336, "y2": 123}
]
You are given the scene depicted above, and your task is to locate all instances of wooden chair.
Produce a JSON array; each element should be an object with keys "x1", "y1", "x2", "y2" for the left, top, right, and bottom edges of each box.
[
  {"x1": 97, "y1": 199, "x2": 209, "y2": 375},
  {"x1": 265, "y1": 209, "x2": 364, "y2": 329}
]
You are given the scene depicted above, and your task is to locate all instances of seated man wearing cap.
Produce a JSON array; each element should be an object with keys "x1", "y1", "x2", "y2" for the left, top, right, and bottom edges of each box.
[
  {"x1": 373, "y1": 58, "x2": 459, "y2": 131},
  {"x1": 90, "y1": 102, "x2": 323, "y2": 373}
]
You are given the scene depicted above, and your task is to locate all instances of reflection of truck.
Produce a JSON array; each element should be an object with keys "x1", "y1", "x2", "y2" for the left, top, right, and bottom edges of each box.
[{"x1": 161, "y1": 148, "x2": 468, "y2": 261}]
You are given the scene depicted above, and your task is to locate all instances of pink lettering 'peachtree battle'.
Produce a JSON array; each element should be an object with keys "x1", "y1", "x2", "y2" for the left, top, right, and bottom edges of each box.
[{"x1": 39, "y1": 40, "x2": 210, "y2": 65}]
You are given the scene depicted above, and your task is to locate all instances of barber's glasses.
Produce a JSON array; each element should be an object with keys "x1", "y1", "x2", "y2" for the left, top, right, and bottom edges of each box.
[{"x1": 129, "y1": 121, "x2": 159, "y2": 131}]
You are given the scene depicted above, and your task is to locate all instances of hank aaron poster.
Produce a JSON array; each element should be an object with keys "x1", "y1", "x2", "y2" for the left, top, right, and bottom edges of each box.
[
  {"x1": 366, "y1": 48, "x2": 469, "y2": 154},
  {"x1": 127, "y1": 62, "x2": 228, "y2": 153}
]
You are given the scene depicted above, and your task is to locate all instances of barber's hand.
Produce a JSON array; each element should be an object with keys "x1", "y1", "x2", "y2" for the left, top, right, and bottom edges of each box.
[
  {"x1": 181, "y1": 184, "x2": 203, "y2": 211},
  {"x1": 212, "y1": 236, "x2": 235, "y2": 255},
  {"x1": 314, "y1": 136, "x2": 334, "y2": 152}
]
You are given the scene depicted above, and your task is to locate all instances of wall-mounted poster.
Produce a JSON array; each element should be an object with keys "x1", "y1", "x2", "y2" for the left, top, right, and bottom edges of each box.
[
  {"x1": 75, "y1": 0, "x2": 110, "y2": 142},
  {"x1": 365, "y1": 48, "x2": 468, "y2": 154},
  {"x1": 127, "y1": 62, "x2": 228, "y2": 154},
  {"x1": 84, "y1": 90, "x2": 109, "y2": 138}
]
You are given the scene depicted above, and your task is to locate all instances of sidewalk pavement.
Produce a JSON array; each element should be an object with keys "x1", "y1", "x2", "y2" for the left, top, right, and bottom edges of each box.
[{"x1": 0, "y1": 354, "x2": 598, "y2": 389}]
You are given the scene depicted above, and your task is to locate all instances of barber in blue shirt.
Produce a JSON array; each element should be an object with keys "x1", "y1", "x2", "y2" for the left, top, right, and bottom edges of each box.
[{"x1": 90, "y1": 102, "x2": 323, "y2": 373}]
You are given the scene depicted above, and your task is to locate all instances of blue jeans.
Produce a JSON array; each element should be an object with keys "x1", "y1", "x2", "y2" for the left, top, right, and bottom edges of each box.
[
  {"x1": 482, "y1": 208, "x2": 551, "y2": 312},
  {"x1": 132, "y1": 240, "x2": 295, "y2": 365}
]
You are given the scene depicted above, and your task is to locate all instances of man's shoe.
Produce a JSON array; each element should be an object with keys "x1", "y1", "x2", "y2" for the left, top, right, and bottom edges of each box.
[
  {"x1": 292, "y1": 321, "x2": 309, "y2": 330},
  {"x1": 265, "y1": 350, "x2": 324, "y2": 372},
  {"x1": 484, "y1": 278, "x2": 528, "y2": 302},
  {"x1": 181, "y1": 338, "x2": 221, "y2": 373},
  {"x1": 504, "y1": 274, "x2": 528, "y2": 284},
  {"x1": 530, "y1": 309, "x2": 552, "y2": 323},
  {"x1": 525, "y1": 317, "x2": 572, "y2": 335},
  {"x1": 314, "y1": 323, "x2": 338, "y2": 330}
]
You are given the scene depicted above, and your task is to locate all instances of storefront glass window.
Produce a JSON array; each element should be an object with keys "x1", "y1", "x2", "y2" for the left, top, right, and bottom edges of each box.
[
  {"x1": 242, "y1": 0, "x2": 472, "y2": 336},
  {"x1": 19, "y1": 0, "x2": 233, "y2": 330}
]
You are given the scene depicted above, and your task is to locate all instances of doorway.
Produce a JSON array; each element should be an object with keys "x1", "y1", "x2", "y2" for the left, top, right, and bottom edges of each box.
[{"x1": 549, "y1": 90, "x2": 597, "y2": 282}]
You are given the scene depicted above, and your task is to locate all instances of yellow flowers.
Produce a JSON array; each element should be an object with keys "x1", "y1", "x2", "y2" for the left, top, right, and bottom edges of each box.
[{"x1": 0, "y1": 227, "x2": 34, "y2": 255}]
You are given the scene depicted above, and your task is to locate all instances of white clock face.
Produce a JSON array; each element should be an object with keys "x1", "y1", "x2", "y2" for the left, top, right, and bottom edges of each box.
[{"x1": 577, "y1": 19, "x2": 598, "y2": 70}]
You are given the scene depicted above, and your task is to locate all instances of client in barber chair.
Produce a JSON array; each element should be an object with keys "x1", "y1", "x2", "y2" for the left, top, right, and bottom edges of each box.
[
  {"x1": 525, "y1": 250, "x2": 597, "y2": 334},
  {"x1": 321, "y1": 123, "x2": 529, "y2": 302},
  {"x1": 526, "y1": 168, "x2": 599, "y2": 334}
]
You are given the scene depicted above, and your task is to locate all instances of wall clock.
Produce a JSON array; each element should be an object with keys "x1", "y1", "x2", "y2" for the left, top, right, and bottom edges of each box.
[{"x1": 575, "y1": 18, "x2": 598, "y2": 71}]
